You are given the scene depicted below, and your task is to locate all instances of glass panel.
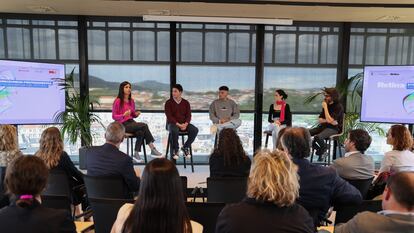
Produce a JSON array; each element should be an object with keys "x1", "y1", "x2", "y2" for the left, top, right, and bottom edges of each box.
[
  {"x1": 58, "y1": 21, "x2": 78, "y2": 26},
  {"x1": 298, "y1": 34, "x2": 319, "y2": 64},
  {"x1": 180, "y1": 24, "x2": 203, "y2": 29},
  {"x1": 177, "y1": 65, "x2": 255, "y2": 110},
  {"x1": 157, "y1": 23, "x2": 170, "y2": 28},
  {"x1": 320, "y1": 35, "x2": 338, "y2": 64},
  {"x1": 7, "y1": 19, "x2": 29, "y2": 25},
  {"x1": 367, "y1": 28, "x2": 387, "y2": 33},
  {"x1": 133, "y1": 31, "x2": 155, "y2": 61},
  {"x1": 0, "y1": 29, "x2": 4, "y2": 58},
  {"x1": 349, "y1": 35, "x2": 364, "y2": 65},
  {"x1": 32, "y1": 20, "x2": 55, "y2": 26},
  {"x1": 275, "y1": 34, "x2": 296, "y2": 63},
  {"x1": 299, "y1": 27, "x2": 319, "y2": 32},
  {"x1": 108, "y1": 30, "x2": 130, "y2": 60},
  {"x1": 88, "y1": 64, "x2": 170, "y2": 110},
  {"x1": 390, "y1": 28, "x2": 405, "y2": 33},
  {"x1": 276, "y1": 26, "x2": 296, "y2": 31},
  {"x1": 33, "y1": 28, "x2": 56, "y2": 59},
  {"x1": 108, "y1": 22, "x2": 130, "y2": 28},
  {"x1": 157, "y1": 31, "x2": 170, "y2": 61},
  {"x1": 87, "y1": 30, "x2": 106, "y2": 60},
  {"x1": 229, "y1": 25, "x2": 250, "y2": 30},
  {"x1": 365, "y1": 36, "x2": 386, "y2": 65},
  {"x1": 92, "y1": 22, "x2": 105, "y2": 27},
  {"x1": 7, "y1": 27, "x2": 31, "y2": 59},
  {"x1": 180, "y1": 32, "x2": 202, "y2": 62},
  {"x1": 205, "y1": 32, "x2": 226, "y2": 62},
  {"x1": 132, "y1": 22, "x2": 154, "y2": 28},
  {"x1": 411, "y1": 37, "x2": 414, "y2": 64},
  {"x1": 264, "y1": 33, "x2": 273, "y2": 63},
  {"x1": 205, "y1": 24, "x2": 227, "y2": 29},
  {"x1": 387, "y1": 36, "x2": 409, "y2": 65},
  {"x1": 229, "y1": 33, "x2": 250, "y2": 62},
  {"x1": 59, "y1": 29, "x2": 79, "y2": 60},
  {"x1": 351, "y1": 28, "x2": 365, "y2": 33},
  {"x1": 251, "y1": 34, "x2": 256, "y2": 63}
]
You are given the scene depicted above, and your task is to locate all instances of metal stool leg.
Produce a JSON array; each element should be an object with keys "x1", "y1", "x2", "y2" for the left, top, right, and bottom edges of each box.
[
  {"x1": 142, "y1": 138, "x2": 147, "y2": 164},
  {"x1": 181, "y1": 135, "x2": 187, "y2": 168},
  {"x1": 190, "y1": 145, "x2": 194, "y2": 173},
  {"x1": 265, "y1": 134, "x2": 270, "y2": 148}
]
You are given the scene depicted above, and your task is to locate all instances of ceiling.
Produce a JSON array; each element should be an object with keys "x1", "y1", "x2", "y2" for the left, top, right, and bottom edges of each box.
[{"x1": 0, "y1": 0, "x2": 414, "y2": 23}]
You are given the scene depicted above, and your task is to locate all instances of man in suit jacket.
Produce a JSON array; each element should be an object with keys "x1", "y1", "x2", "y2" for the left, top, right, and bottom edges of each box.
[
  {"x1": 335, "y1": 171, "x2": 414, "y2": 233},
  {"x1": 87, "y1": 122, "x2": 140, "y2": 196},
  {"x1": 331, "y1": 129, "x2": 375, "y2": 180}
]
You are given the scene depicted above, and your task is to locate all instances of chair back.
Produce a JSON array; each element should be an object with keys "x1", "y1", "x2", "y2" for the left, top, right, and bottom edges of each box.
[
  {"x1": 181, "y1": 176, "x2": 188, "y2": 200},
  {"x1": 207, "y1": 177, "x2": 247, "y2": 203},
  {"x1": 335, "y1": 200, "x2": 382, "y2": 225},
  {"x1": 41, "y1": 194, "x2": 72, "y2": 214},
  {"x1": 43, "y1": 170, "x2": 71, "y2": 197},
  {"x1": 0, "y1": 166, "x2": 9, "y2": 208},
  {"x1": 186, "y1": 202, "x2": 226, "y2": 233},
  {"x1": 344, "y1": 177, "x2": 374, "y2": 199},
  {"x1": 84, "y1": 175, "x2": 132, "y2": 199},
  {"x1": 89, "y1": 198, "x2": 134, "y2": 233}
]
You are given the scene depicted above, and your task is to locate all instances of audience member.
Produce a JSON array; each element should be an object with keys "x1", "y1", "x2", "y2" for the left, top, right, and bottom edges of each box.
[
  {"x1": 281, "y1": 127, "x2": 362, "y2": 226},
  {"x1": 267, "y1": 89, "x2": 292, "y2": 150},
  {"x1": 35, "y1": 127, "x2": 85, "y2": 215},
  {"x1": 209, "y1": 86, "x2": 241, "y2": 134},
  {"x1": 379, "y1": 125, "x2": 414, "y2": 173},
  {"x1": 335, "y1": 172, "x2": 414, "y2": 233},
  {"x1": 165, "y1": 84, "x2": 199, "y2": 160},
  {"x1": 0, "y1": 156, "x2": 76, "y2": 233},
  {"x1": 215, "y1": 150, "x2": 314, "y2": 233},
  {"x1": 209, "y1": 128, "x2": 251, "y2": 178},
  {"x1": 87, "y1": 122, "x2": 140, "y2": 197},
  {"x1": 0, "y1": 124, "x2": 22, "y2": 167},
  {"x1": 331, "y1": 129, "x2": 375, "y2": 180},
  {"x1": 111, "y1": 158, "x2": 202, "y2": 233}
]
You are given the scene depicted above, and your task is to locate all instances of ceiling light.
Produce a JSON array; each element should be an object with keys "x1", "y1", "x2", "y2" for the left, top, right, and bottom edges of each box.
[
  {"x1": 143, "y1": 15, "x2": 293, "y2": 25},
  {"x1": 27, "y1": 6, "x2": 57, "y2": 13}
]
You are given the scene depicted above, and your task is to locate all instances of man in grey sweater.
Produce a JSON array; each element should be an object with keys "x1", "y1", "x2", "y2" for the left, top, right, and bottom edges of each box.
[
  {"x1": 335, "y1": 171, "x2": 414, "y2": 233},
  {"x1": 209, "y1": 86, "x2": 241, "y2": 133}
]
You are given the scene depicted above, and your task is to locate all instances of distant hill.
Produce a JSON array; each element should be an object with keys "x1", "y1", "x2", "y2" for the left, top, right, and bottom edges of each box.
[{"x1": 88, "y1": 76, "x2": 170, "y2": 92}]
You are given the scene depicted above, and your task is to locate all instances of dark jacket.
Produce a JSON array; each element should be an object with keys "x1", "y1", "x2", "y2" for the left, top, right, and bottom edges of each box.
[
  {"x1": 268, "y1": 103, "x2": 292, "y2": 126},
  {"x1": 293, "y1": 158, "x2": 362, "y2": 224},
  {"x1": 209, "y1": 154, "x2": 251, "y2": 178},
  {"x1": 52, "y1": 151, "x2": 84, "y2": 188},
  {"x1": 216, "y1": 198, "x2": 314, "y2": 233},
  {"x1": 0, "y1": 200, "x2": 76, "y2": 233},
  {"x1": 86, "y1": 143, "x2": 140, "y2": 193}
]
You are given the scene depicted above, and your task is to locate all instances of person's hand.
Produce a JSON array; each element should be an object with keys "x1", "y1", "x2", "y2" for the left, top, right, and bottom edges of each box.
[
  {"x1": 331, "y1": 120, "x2": 338, "y2": 125},
  {"x1": 135, "y1": 110, "x2": 141, "y2": 117},
  {"x1": 181, "y1": 122, "x2": 189, "y2": 131},
  {"x1": 123, "y1": 110, "x2": 131, "y2": 117},
  {"x1": 274, "y1": 120, "x2": 281, "y2": 126},
  {"x1": 318, "y1": 118, "x2": 327, "y2": 124},
  {"x1": 322, "y1": 101, "x2": 328, "y2": 109}
]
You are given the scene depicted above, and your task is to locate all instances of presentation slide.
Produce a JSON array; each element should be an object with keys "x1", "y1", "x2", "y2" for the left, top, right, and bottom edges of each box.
[
  {"x1": 0, "y1": 60, "x2": 65, "y2": 124},
  {"x1": 361, "y1": 66, "x2": 414, "y2": 124}
]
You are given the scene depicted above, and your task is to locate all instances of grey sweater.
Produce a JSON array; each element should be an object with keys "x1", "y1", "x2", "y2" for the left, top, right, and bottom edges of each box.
[{"x1": 209, "y1": 99, "x2": 240, "y2": 124}]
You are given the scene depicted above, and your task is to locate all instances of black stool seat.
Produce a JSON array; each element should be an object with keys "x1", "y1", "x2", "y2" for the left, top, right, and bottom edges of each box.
[{"x1": 263, "y1": 130, "x2": 272, "y2": 148}]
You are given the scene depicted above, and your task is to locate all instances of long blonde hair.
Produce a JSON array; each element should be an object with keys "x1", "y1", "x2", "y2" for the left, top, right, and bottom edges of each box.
[
  {"x1": 247, "y1": 149, "x2": 300, "y2": 207},
  {"x1": 35, "y1": 127, "x2": 64, "y2": 169},
  {"x1": 0, "y1": 125, "x2": 18, "y2": 151}
]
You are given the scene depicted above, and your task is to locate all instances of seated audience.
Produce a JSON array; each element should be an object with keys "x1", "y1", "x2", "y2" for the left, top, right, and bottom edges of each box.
[
  {"x1": 335, "y1": 171, "x2": 414, "y2": 233},
  {"x1": 0, "y1": 124, "x2": 22, "y2": 167},
  {"x1": 87, "y1": 122, "x2": 140, "y2": 197},
  {"x1": 281, "y1": 127, "x2": 362, "y2": 226},
  {"x1": 35, "y1": 127, "x2": 85, "y2": 215},
  {"x1": 111, "y1": 158, "x2": 202, "y2": 233},
  {"x1": 379, "y1": 125, "x2": 414, "y2": 173},
  {"x1": 215, "y1": 150, "x2": 314, "y2": 233},
  {"x1": 331, "y1": 129, "x2": 375, "y2": 180},
  {"x1": 0, "y1": 156, "x2": 76, "y2": 233},
  {"x1": 209, "y1": 128, "x2": 251, "y2": 178}
]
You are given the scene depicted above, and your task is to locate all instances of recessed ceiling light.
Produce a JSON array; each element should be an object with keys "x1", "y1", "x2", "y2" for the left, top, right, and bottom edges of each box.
[
  {"x1": 27, "y1": 6, "x2": 57, "y2": 13},
  {"x1": 376, "y1": 15, "x2": 401, "y2": 21}
]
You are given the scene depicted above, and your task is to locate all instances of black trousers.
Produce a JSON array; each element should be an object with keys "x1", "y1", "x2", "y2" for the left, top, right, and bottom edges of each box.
[
  {"x1": 168, "y1": 123, "x2": 199, "y2": 152},
  {"x1": 123, "y1": 119, "x2": 155, "y2": 151},
  {"x1": 309, "y1": 125, "x2": 338, "y2": 156}
]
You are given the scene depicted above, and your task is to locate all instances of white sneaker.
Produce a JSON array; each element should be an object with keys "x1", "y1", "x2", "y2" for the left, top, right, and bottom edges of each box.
[
  {"x1": 150, "y1": 148, "x2": 164, "y2": 158},
  {"x1": 133, "y1": 151, "x2": 143, "y2": 163},
  {"x1": 173, "y1": 153, "x2": 179, "y2": 160}
]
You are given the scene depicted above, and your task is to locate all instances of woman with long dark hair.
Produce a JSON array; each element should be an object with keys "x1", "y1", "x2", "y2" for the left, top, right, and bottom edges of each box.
[
  {"x1": 209, "y1": 128, "x2": 251, "y2": 177},
  {"x1": 112, "y1": 81, "x2": 162, "y2": 161},
  {"x1": 111, "y1": 158, "x2": 202, "y2": 233},
  {"x1": 267, "y1": 89, "x2": 292, "y2": 150}
]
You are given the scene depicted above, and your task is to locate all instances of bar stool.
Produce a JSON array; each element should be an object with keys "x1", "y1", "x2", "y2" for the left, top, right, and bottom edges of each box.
[
  {"x1": 125, "y1": 133, "x2": 147, "y2": 164},
  {"x1": 310, "y1": 132, "x2": 343, "y2": 165},
  {"x1": 263, "y1": 130, "x2": 273, "y2": 148},
  {"x1": 165, "y1": 131, "x2": 195, "y2": 173}
]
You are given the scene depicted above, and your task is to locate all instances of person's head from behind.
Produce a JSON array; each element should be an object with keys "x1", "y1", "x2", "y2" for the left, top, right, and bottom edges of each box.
[
  {"x1": 386, "y1": 125, "x2": 413, "y2": 151},
  {"x1": 323, "y1": 87, "x2": 340, "y2": 104},
  {"x1": 5, "y1": 155, "x2": 49, "y2": 207},
  {"x1": 172, "y1": 84, "x2": 183, "y2": 99},
  {"x1": 247, "y1": 150, "x2": 299, "y2": 206},
  {"x1": 36, "y1": 127, "x2": 64, "y2": 169},
  {"x1": 274, "y1": 89, "x2": 288, "y2": 102},
  {"x1": 117, "y1": 81, "x2": 132, "y2": 104},
  {"x1": 218, "y1": 86, "x2": 229, "y2": 100},
  {"x1": 0, "y1": 124, "x2": 18, "y2": 152},
  {"x1": 382, "y1": 172, "x2": 414, "y2": 212},
  {"x1": 214, "y1": 128, "x2": 248, "y2": 167},
  {"x1": 123, "y1": 158, "x2": 191, "y2": 233},
  {"x1": 345, "y1": 129, "x2": 372, "y2": 154},
  {"x1": 281, "y1": 127, "x2": 311, "y2": 159},
  {"x1": 275, "y1": 127, "x2": 289, "y2": 151},
  {"x1": 105, "y1": 122, "x2": 125, "y2": 147}
]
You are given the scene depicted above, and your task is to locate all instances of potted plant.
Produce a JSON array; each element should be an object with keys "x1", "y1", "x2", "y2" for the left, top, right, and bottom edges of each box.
[{"x1": 54, "y1": 68, "x2": 104, "y2": 168}]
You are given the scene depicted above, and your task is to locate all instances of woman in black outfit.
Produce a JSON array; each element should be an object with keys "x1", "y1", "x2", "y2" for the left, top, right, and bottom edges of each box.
[
  {"x1": 0, "y1": 155, "x2": 76, "y2": 233},
  {"x1": 35, "y1": 127, "x2": 85, "y2": 216},
  {"x1": 267, "y1": 89, "x2": 292, "y2": 150},
  {"x1": 209, "y1": 128, "x2": 251, "y2": 178}
]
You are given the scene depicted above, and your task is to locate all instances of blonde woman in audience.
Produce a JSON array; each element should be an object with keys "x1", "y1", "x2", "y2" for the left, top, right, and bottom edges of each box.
[
  {"x1": 35, "y1": 127, "x2": 85, "y2": 215},
  {"x1": 0, "y1": 125, "x2": 22, "y2": 167},
  {"x1": 111, "y1": 158, "x2": 202, "y2": 233},
  {"x1": 215, "y1": 150, "x2": 314, "y2": 233},
  {"x1": 380, "y1": 125, "x2": 414, "y2": 173}
]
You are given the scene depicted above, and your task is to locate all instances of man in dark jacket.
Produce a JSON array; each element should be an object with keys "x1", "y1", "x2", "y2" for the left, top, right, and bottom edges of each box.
[{"x1": 281, "y1": 127, "x2": 362, "y2": 226}]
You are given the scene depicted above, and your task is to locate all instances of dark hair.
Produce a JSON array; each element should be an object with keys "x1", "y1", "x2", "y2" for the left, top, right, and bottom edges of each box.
[
  {"x1": 324, "y1": 87, "x2": 340, "y2": 103},
  {"x1": 172, "y1": 84, "x2": 183, "y2": 93},
  {"x1": 348, "y1": 129, "x2": 372, "y2": 154},
  {"x1": 212, "y1": 129, "x2": 249, "y2": 167},
  {"x1": 281, "y1": 127, "x2": 311, "y2": 159},
  {"x1": 275, "y1": 127, "x2": 289, "y2": 151},
  {"x1": 275, "y1": 89, "x2": 288, "y2": 100},
  {"x1": 5, "y1": 155, "x2": 49, "y2": 208},
  {"x1": 117, "y1": 81, "x2": 132, "y2": 106},
  {"x1": 386, "y1": 172, "x2": 414, "y2": 211},
  {"x1": 122, "y1": 159, "x2": 192, "y2": 233},
  {"x1": 219, "y1": 86, "x2": 229, "y2": 91},
  {"x1": 389, "y1": 125, "x2": 413, "y2": 151}
]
